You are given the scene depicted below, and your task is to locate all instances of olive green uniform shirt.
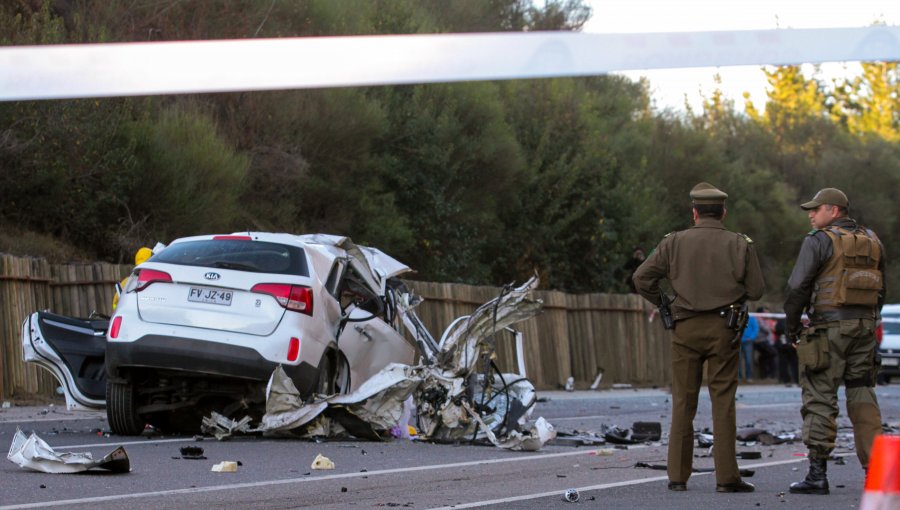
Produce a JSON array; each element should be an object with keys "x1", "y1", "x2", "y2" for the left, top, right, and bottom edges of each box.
[{"x1": 633, "y1": 218, "x2": 765, "y2": 319}]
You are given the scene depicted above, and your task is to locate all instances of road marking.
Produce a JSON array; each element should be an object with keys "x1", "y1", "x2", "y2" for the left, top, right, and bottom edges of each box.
[
  {"x1": 0, "y1": 415, "x2": 104, "y2": 424},
  {"x1": 0, "y1": 449, "x2": 622, "y2": 509},
  {"x1": 55, "y1": 437, "x2": 196, "y2": 449},
  {"x1": 0, "y1": 450, "x2": 818, "y2": 509},
  {"x1": 548, "y1": 415, "x2": 611, "y2": 421},
  {"x1": 425, "y1": 458, "x2": 811, "y2": 509},
  {"x1": 736, "y1": 403, "x2": 799, "y2": 409}
]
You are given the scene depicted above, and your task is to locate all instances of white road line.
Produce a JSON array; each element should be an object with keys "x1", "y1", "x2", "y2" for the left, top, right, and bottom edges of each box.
[
  {"x1": 0, "y1": 450, "x2": 598, "y2": 509},
  {"x1": 0, "y1": 415, "x2": 104, "y2": 424},
  {"x1": 55, "y1": 437, "x2": 196, "y2": 449},
  {"x1": 425, "y1": 458, "x2": 811, "y2": 510},
  {"x1": 547, "y1": 415, "x2": 610, "y2": 421},
  {"x1": 736, "y1": 403, "x2": 800, "y2": 409}
]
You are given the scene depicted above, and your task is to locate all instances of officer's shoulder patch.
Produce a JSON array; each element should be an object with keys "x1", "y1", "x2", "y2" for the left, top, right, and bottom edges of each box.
[
  {"x1": 738, "y1": 233, "x2": 753, "y2": 244},
  {"x1": 807, "y1": 228, "x2": 821, "y2": 236}
]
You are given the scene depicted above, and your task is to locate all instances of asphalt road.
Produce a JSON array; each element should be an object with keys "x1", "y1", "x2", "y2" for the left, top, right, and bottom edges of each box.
[{"x1": 1, "y1": 383, "x2": 898, "y2": 510}]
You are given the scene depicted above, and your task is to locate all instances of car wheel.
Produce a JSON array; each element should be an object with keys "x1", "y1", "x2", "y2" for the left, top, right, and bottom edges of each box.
[
  {"x1": 334, "y1": 355, "x2": 351, "y2": 395},
  {"x1": 317, "y1": 352, "x2": 351, "y2": 396},
  {"x1": 316, "y1": 355, "x2": 336, "y2": 396},
  {"x1": 106, "y1": 381, "x2": 145, "y2": 436}
]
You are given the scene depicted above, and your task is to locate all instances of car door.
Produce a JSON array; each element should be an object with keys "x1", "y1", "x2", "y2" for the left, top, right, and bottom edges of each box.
[
  {"x1": 21, "y1": 311, "x2": 107, "y2": 410},
  {"x1": 335, "y1": 268, "x2": 417, "y2": 391}
]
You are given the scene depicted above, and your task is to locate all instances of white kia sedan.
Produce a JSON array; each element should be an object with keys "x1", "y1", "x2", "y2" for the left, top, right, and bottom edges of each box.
[{"x1": 22, "y1": 233, "x2": 421, "y2": 435}]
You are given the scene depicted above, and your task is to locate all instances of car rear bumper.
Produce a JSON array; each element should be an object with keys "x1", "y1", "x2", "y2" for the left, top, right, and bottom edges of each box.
[
  {"x1": 106, "y1": 335, "x2": 318, "y2": 394},
  {"x1": 879, "y1": 351, "x2": 900, "y2": 377}
]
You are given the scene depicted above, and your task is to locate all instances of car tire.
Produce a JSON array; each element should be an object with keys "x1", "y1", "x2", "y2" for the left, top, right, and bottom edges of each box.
[
  {"x1": 316, "y1": 355, "x2": 336, "y2": 396},
  {"x1": 334, "y1": 355, "x2": 351, "y2": 395},
  {"x1": 317, "y1": 352, "x2": 351, "y2": 396},
  {"x1": 106, "y1": 381, "x2": 145, "y2": 436}
]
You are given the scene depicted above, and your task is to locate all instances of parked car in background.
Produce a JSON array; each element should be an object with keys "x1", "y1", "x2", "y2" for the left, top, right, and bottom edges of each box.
[
  {"x1": 878, "y1": 304, "x2": 900, "y2": 384},
  {"x1": 22, "y1": 234, "x2": 420, "y2": 435}
]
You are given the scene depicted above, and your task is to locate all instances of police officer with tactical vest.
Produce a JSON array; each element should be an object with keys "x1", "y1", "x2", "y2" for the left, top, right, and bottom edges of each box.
[
  {"x1": 633, "y1": 182, "x2": 764, "y2": 493},
  {"x1": 784, "y1": 188, "x2": 886, "y2": 495}
]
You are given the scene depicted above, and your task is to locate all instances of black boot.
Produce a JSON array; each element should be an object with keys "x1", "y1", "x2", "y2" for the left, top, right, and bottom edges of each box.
[{"x1": 789, "y1": 457, "x2": 829, "y2": 495}]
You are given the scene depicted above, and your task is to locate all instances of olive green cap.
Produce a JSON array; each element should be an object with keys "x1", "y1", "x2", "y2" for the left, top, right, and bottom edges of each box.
[
  {"x1": 800, "y1": 188, "x2": 849, "y2": 210},
  {"x1": 690, "y1": 182, "x2": 728, "y2": 205}
]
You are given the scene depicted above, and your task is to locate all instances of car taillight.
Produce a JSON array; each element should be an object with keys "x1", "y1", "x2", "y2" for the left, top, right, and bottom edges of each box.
[
  {"x1": 876, "y1": 323, "x2": 883, "y2": 345},
  {"x1": 129, "y1": 268, "x2": 173, "y2": 292},
  {"x1": 287, "y1": 337, "x2": 300, "y2": 362},
  {"x1": 109, "y1": 316, "x2": 123, "y2": 339},
  {"x1": 251, "y1": 284, "x2": 313, "y2": 315}
]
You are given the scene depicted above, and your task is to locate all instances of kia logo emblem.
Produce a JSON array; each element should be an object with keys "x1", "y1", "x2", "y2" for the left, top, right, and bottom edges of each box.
[{"x1": 204, "y1": 272, "x2": 221, "y2": 281}]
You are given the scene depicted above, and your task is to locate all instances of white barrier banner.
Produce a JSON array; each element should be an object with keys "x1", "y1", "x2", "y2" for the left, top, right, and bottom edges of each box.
[{"x1": 1, "y1": 26, "x2": 899, "y2": 101}]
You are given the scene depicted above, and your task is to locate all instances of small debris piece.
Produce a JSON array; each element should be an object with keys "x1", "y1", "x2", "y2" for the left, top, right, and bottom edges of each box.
[
  {"x1": 311, "y1": 453, "x2": 335, "y2": 470},
  {"x1": 631, "y1": 422, "x2": 662, "y2": 442},
  {"x1": 1, "y1": 401, "x2": 10, "y2": 409},
  {"x1": 179, "y1": 446, "x2": 206, "y2": 460},
  {"x1": 738, "y1": 451, "x2": 762, "y2": 460},
  {"x1": 211, "y1": 461, "x2": 238, "y2": 473},
  {"x1": 590, "y1": 448, "x2": 615, "y2": 456},
  {"x1": 341, "y1": 487, "x2": 348, "y2": 493},
  {"x1": 562, "y1": 488, "x2": 579, "y2": 502}
]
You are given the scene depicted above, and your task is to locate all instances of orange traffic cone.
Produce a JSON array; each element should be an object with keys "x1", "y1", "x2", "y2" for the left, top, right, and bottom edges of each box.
[{"x1": 860, "y1": 434, "x2": 900, "y2": 510}]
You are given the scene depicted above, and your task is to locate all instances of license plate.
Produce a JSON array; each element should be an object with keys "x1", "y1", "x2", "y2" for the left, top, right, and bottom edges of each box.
[
  {"x1": 188, "y1": 287, "x2": 233, "y2": 306},
  {"x1": 882, "y1": 357, "x2": 899, "y2": 367}
]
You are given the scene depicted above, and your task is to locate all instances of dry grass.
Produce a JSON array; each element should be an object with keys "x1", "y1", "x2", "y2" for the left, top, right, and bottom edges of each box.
[{"x1": 0, "y1": 224, "x2": 95, "y2": 263}]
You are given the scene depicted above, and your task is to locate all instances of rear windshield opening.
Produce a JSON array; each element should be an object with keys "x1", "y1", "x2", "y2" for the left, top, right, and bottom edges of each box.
[{"x1": 150, "y1": 240, "x2": 309, "y2": 276}]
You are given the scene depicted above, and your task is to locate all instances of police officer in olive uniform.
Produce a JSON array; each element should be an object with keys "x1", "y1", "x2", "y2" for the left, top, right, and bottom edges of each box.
[
  {"x1": 633, "y1": 182, "x2": 764, "y2": 493},
  {"x1": 785, "y1": 188, "x2": 885, "y2": 495}
]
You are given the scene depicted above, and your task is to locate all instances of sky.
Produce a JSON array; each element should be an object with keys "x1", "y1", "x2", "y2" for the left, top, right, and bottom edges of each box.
[{"x1": 582, "y1": 0, "x2": 900, "y2": 112}]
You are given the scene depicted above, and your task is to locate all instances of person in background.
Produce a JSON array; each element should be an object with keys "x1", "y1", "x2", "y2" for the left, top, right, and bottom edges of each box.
[
  {"x1": 774, "y1": 317, "x2": 799, "y2": 384},
  {"x1": 633, "y1": 182, "x2": 764, "y2": 494},
  {"x1": 622, "y1": 247, "x2": 646, "y2": 293},
  {"x1": 112, "y1": 246, "x2": 153, "y2": 311},
  {"x1": 754, "y1": 307, "x2": 778, "y2": 379},
  {"x1": 739, "y1": 313, "x2": 758, "y2": 381}
]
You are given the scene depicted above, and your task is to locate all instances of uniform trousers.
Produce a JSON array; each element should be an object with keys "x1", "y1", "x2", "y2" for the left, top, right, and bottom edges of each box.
[
  {"x1": 668, "y1": 313, "x2": 741, "y2": 485},
  {"x1": 800, "y1": 318, "x2": 882, "y2": 468}
]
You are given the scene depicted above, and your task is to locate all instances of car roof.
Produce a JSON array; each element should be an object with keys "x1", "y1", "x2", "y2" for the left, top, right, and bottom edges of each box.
[
  {"x1": 883, "y1": 303, "x2": 900, "y2": 315},
  {"x1": 163, "y1": 232, "x2": 412, "y2": 296}
]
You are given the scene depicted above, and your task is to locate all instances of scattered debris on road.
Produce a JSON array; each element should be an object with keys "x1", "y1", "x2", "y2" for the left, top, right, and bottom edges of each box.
[
  {"x1": 178, "y1": 446, "x2": 206, "y2": 460},
  {"x1": 311, "y1": 453, "x2": 335, "y2": 470},
  {"x1": 210, "y1": 461, "x2": 238, "y2": 472},
  {"x1": 7, "y1": 428, "x2": 130, "y2": 474},
  {"x1": 201, "y1": 412, "x2": 253, "y2": 440}
]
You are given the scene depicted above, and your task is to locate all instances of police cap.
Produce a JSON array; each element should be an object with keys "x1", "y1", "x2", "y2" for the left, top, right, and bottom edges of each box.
[
  {"x1": 800, "y1": 188, "x2": 849, "y2": 210},
  {"x1": 690, "y1": 182, "x2": 728, "y2": 205}
]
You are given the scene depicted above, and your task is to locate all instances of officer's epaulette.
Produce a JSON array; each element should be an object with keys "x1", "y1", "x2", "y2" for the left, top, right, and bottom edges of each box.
[
  {"x1": 662, "y1": 231, "x2": 676, "y2": 239},
  {"x1": 738, "y1": 233, "x2": 753, "y2": 244}
]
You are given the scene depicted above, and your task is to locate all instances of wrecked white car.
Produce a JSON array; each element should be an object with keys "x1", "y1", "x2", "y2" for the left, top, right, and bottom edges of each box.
[
  {"x1": 22, "y1": 234, "x2": 551, "y2": 450},
  {"x1": 22, "y1": 233, "x2": 420, "y2": 435}
]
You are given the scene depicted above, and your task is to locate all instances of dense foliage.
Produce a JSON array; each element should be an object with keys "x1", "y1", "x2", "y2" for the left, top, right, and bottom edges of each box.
[{"x1": 1, "y1": 1, "x2": 898, "y2": 302}]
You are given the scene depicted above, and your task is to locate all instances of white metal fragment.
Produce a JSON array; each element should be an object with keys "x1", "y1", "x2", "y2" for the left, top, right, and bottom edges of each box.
[
  {"x1": 311, "y1": 453, "x2": 334, "y2": 470},
  {"x1": 7, "y1": 428, "x2": 130, "y2": 474},
  {"x1": 211, "y1": 461, "x2": 238, "y2": 472}
]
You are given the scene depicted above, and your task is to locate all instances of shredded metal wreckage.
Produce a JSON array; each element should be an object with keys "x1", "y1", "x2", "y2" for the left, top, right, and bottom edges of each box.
[
  {"x1": 202, "y1": 276, "x2": 556, "y2": 451},
  {"x1": 7, "y1": 428, "x2": 130, "y2": 474}
]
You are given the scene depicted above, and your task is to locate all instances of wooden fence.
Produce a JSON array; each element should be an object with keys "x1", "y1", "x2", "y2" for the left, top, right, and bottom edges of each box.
[
  {"x1": 0, "y1": 254, "x2": 131, "y2": 400},
  {"x1": 0, "y1": 253, "x2": 670, "y2": 399}
]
